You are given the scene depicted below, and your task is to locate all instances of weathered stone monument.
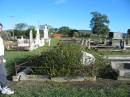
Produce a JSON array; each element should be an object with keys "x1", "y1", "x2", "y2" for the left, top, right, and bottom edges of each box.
[
  {"x1": 44, "y1": 24, "x2": 51, "y2": 46},
  {"x1": 35, "y1": 26, "x2": 41, "y2": 47},
  {"x1": 81, "y1": 38, "x2": 91, "y2": 49},
  {"x1": 17, "y1": 36, "x2": 29, "y2": 47},
  {"x1": 35, "y1": 26, "x2": 45, "y2": 47},
  {"x1": 29, "y1": 30, "x2": 35, "y2": 50},
  {"x1": 112, "y1": 32, "x2": 123, "y2": 48},
  {"x1": 44, "y1": 24, "x2": 49, "y2": 39},
  {"x1": 81, "y1": 51, "x2": 95, "y2": 66},
  {"x1": 106, "y1": 55, "x2": 130, "y2": 80},
  {"x1": 17, "y1": 24, "x2": 50, "y2": 50},
  {"x1": 29, "y1": 30, "x2": 33, "y2": 45}
]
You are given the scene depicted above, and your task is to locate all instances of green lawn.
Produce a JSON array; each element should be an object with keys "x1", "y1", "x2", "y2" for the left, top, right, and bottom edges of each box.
[
  {"x1": 0, "y1": 80, "x2": 129, "y2": 97},
  {"x1": 2, "y1": 38, "x2": 130, "y2": 97}
]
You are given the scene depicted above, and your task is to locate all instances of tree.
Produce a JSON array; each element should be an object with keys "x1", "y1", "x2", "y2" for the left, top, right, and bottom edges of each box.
[
  {"x1": 13, "y1": 23, "x2": 28, "y2": 38},
  {"x1": 25, "y1": 27, "x2": 37, "y2": 38},
  {"x1": 15, "y1": 23, "x2": 28, "y2": 30},
  {"x1": 47, "y1": 25, "x2": 56, "y2": 35},
  {"x1": 90, "y1": 11, "x2": 110, "y2": 37},
  {"x1": 57, "y1": 26, "x2": 71, "y2": 36},
  {"x1": 13, "y1": 29, "x2": 22, "y2": 38},
  {"x1": 70, "y1": 30, "x2": 79, "y2": 37}
]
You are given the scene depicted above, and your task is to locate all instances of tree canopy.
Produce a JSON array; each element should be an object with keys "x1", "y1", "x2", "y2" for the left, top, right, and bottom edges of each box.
[
  {"x1": 90, "y1": 11, "x2": 110, "y2": 37},
  {"x1": 57, "y1": 26, "x2": 71, "y2": 35},
  {"x1": 15, "y1": 23, "x2": 28, "y2": 30}
]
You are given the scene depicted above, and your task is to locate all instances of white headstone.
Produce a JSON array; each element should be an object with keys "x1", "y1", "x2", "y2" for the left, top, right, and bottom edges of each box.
[
  {"x1": 113, "y1": 32, "x2": 123, "y2": 39},
  {"x1": 44, "y1": 24, "x2": 49, "y2": 39},
  {"x1": 81, "y1": 51, "x2": 95, "y2": 66},
  {"x1": 29, "y1": 30, "x2": 33, "y2": 45},
  {"x1": 41, "y1": 38, "x2": 45, "y2": 46},
  {"x1": 35, "y1": 26, "x2": 40, "y2": 46}
]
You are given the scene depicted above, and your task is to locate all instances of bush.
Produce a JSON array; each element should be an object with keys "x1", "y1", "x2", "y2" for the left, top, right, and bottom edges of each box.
[
  {"x1": 97, "y1": 65, "x2": 118, "y2": 80},
  {"x1": 30, "y1": 44, "x2": 96, "y2": 77},
  {"x1": 17, "y1": 44, "x2": 115, "y2": 79},
  {"x1": 84, "y1": 47, "x2": 118, "y2": 79}
]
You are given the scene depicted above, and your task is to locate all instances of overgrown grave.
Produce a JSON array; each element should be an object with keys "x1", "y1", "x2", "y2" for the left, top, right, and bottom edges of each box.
[{"x1": 13, "y1": 44, "x2": 110, "y2": 82}]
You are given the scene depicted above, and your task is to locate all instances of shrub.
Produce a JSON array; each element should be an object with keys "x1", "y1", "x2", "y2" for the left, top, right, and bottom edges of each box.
[
  {"x1": 84, "y1": 47, "x2": 118, "y2": 79},
  {"x1": 17, "y1": 44, "x2": 114, "y2": 79},
  {"x1": 97, "y1": 65, "x2": 118, "y2": 80},
  {"x1": 30, "y1": 44, "x2": 96, "y2": 77}
]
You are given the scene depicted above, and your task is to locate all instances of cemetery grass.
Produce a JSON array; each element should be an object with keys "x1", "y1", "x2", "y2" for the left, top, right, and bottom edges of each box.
[
  {"x1": 0, "y1": 79, "x2": 129, "y2": 97},
  {"x1": 3, "y1": 38, "x2": 130, "y2": 97},
  {"x1": 5, "y1": 38, "x2": 59, "y2": 75}
]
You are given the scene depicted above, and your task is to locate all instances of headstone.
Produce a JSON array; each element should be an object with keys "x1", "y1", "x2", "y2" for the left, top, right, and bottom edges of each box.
[
  {"x1": 41, "y1": 38, "x2": 45, "y2": 46},
  {"x1": 81, "y1": 38, "x2": 85, "y2": 45},
  {"x1": 113, "y1": 32, "x2": 123, "y2": 40},
  {"x1": 81, "y1": 51, "x2": 95, "y2": 66},
  {"x1": 29, "y1": 30, "x2": 33, "y2": 46},
  {"x1": 16, "y1": 67, "x2": 32, "y2": 81},
  {"x1": 106, "y1": 56, "x2": 130, "y2": 78},
  {"x1": 112, "y1": 32, "x2": 123, "y2": 48},
  {"x1": 17, "y1": 25, "x2": 47, "y2": 50},
  {"x1": 17, "y1": 36, "x2": 29, "y2": 47},
  {"x1": 43, "y1": 24, "x2": 51, "y2": 46},
  {"x1": 87, "y1": 39, "x2": 91, "y2": 49},
  {"x1": 44, "y1": 24, "x2": 49, "y2": 39},
  {"x1": 29, "y1": 30, "x2": 35, "y2": 50},
  {"x1": 35, "y1": 26, "x2": 41, "y2": 47},
  {"x1": 112, "y1": 39, "x2": 120, "y2": 47}
]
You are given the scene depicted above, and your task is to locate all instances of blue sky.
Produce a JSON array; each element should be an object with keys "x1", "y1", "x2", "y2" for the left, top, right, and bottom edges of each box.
[{"x1": 0, "y1": 0, "x2": 130, "y2": 32}]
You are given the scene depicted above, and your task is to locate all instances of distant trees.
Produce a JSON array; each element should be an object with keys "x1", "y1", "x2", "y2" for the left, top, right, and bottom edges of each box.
[
  {"x1": 57, "y1": 26, "x2": 71, "y2": 35},
  {"x1": 69, "y1": 30, "x2": 79, "y2": 37},
  {"x1": 8, "y1": 23, "x2": 92, "y2": 38},
  {"x1": 15, "y1": 23, "x2": 28, "y2": 30},
  {"x1": 55, "y1": 26, "x2": 92, "y2": 38},
  {"x1": 12, "y1": 23, "x2": 29, "y2": 38},
  {"x1": 12, "y1": 23, "x2": 37, "y2": 38},
  {"x1": 57, "y1": 26, "x2": 82, "y2": 37},
  {"x1": 90, "y1": 11, "x2": 110, "y2": 37}
]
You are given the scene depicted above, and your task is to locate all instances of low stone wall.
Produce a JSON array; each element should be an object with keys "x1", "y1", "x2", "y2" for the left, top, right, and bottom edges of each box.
[
  {"x1": 12, "y1": 75, "x2": 96, "y2": 82},
  {"x1": 118, "y1": 77, "x2": 130, "y2": 80}
]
